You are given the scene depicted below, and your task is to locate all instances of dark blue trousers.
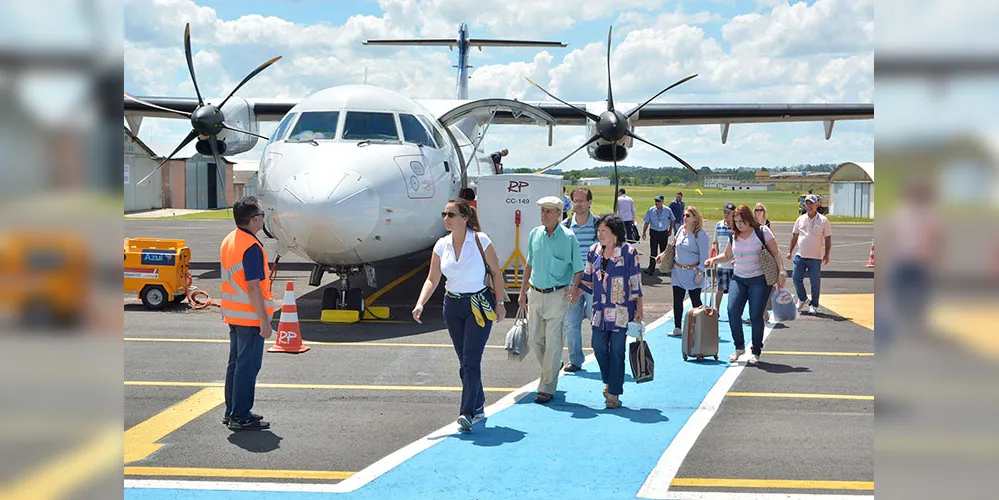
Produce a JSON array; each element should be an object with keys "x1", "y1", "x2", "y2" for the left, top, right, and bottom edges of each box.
[
  {"x1": 224, "y1": 324, "x2": 265, "y2": 421},
  {"x1": 442, "y1": 292, "x2": 493, "y2": 416}
]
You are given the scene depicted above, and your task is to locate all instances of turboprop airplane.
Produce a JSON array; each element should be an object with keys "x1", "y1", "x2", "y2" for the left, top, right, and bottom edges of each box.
[{"x1": 124, "y1": 23, "x2": 873, "y2": 302}]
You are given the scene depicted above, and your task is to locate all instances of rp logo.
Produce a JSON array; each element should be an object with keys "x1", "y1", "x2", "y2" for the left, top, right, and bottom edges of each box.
[
  {"x1": 277, "y1": 330, "x2": 298, "y2": 345},
  {"x1": 507, "y1": 181, "x2": 529, "y2": 193}
]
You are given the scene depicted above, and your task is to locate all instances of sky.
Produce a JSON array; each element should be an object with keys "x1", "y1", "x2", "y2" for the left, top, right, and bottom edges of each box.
[{"x1": 123, "y1": 0, "x2": 874, "y2": 171}]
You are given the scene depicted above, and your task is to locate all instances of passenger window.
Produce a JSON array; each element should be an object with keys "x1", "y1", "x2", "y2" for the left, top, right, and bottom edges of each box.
[
  {"x1": 287, "y1": 111, "x2": 340, "y2": 141},
  {"x1": 268, "y1": 112, "x2": 297, "y2": 144},
  {"x1": 418, "y1": 115, "x2": 446, "y2": 148},
  {"x1": 400, "y1": 114, "x2": 434, "y2": 147},
  {"x1": 342, "y1": 112, "x2": 399, "y2": 141}
]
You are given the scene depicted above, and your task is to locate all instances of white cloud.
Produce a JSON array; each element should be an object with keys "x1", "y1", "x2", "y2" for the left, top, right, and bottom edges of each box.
[{"x1": 723, "y1": 0, "x2": 872, "y2": 58}]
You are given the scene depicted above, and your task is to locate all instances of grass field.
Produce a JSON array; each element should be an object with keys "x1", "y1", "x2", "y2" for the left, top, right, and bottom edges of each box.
[
  {"x1": 131, "y1": 186, "x2": 871, "y2": 223},
  {"x1": 568, "y1": 186, "x2": 870, "y2": 223}
]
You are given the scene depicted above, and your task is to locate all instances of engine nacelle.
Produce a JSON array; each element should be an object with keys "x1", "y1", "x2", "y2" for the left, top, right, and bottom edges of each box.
[
  {"x1": 215, "y1": 96, "x2": 259, "y2": 155},
  {"x1": 587, "y1": 143, "x2": 629, "y2": 162}
]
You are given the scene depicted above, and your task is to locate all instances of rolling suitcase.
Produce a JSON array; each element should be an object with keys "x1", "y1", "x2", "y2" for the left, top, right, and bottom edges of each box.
[{"x1": 682, "y1": 265, "x2": 719, "y2": 361}]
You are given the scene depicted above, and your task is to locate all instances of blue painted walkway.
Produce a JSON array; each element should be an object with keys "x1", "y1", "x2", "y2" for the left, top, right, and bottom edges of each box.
[{"x1": 127, "y1": 298, "x2": 745, "y2": 500}]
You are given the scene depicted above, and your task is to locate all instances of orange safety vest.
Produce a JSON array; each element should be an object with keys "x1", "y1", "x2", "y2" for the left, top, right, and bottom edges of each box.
[{"x1": 220, "y1": 228, "x2": 275, "y2": 326}]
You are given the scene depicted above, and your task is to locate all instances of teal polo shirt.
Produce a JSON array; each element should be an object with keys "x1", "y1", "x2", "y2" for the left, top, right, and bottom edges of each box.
[{"x1": 526, "y1": 224, "x2": 584, "y2": 289}]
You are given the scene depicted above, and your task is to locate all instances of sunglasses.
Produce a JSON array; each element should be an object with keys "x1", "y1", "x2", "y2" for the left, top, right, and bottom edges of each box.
[
  {"x1": 754, "y1": 209, "x2": 765, "y2": 213},
  {"x1": 684, "y1": 213, "x2": 693, "y2": 217},
  {"x1": 441, "y1": 211, "x2": 460, "y2": 219},
  {"x1": 253, "y1": 212, "x2": 265, "y2": 218}
]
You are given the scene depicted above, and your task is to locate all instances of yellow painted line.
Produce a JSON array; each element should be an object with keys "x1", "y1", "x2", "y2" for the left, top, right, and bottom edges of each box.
[
  {"x1": 931, "y1": 305, "x2": 999, "y2": 361},
  {"x1": 124, "y1": 388, "x2": 224, "y2": 464},
  {"x1": 764, "y1": 350, "x2": 873, "y2": 357},
  {"x1": 364, "y1": 260, "x2": 430, "y2": 307},
  {"x1": 727, "y1": 392, "x2": 873, "y2": 401},
  {"x1": 124, "y1": 466, "x2": 354, "y2": 480},
  {"x1": 125, "y1": 381, "x2": 519, "y2": 392},
  {"x1": 820, "y1": 293, "x2": 873, "y2": 330},
  {"x1": 124, "y1": 337, "x2": 593, "y2": 351},
  {"x1": 0, "y1": 427, "x2": 120, "y2": 500},
  {"x1": 671, "y1": 478, "x2": 874, "y2": 490}
]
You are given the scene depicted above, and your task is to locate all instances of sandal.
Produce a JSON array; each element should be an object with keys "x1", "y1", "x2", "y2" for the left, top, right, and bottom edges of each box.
[
  {"x1": 534, "y1": 392, "x2": 553, "y2": 404},
  {"x1": 605, "y1": 395, "x2": 621, "y2": 409}
]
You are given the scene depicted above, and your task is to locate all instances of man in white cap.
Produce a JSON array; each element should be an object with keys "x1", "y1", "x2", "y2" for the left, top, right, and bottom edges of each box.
[
  {"x1": 518, "y1": 195, "x2": 585, "y2": 404},
  {"x1": 786, "y1": 194, "x2": 832, "y2": 314}
]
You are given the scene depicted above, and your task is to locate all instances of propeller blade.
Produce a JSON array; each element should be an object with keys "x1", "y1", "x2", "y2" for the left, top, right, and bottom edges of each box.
[
  {"x1": 525, "y1": 77, "x2": 600, "y2": 122},
  {"x1": 606, "y1": 26, "x2": 614, "y2": 112},
  {"x1": 625, "y1": 74, "x2": 698, "y2": 119},
  {"x1": 207, "y1": 133, "x2": 228, "y2": 207},
  {"x1": 184, "y1": 23, "x2": 205, "y2": 106},
  {"x1": 626, "y1": 131, "x2": 697, "y2": 175},
  {"x1": 136, "y1": 129, "x2": 198, "y2": 185},
  {"x1": 218, "y1": 56, "x2": 282, "y2": 110},
  {"x1": 124, "y1": 92, "x2": 192, "y2": 118},
  {"x1": 534, "y1": 133, "x2": 601, "y2": 174},
  {"x1": 612, "y1": 139, "x2": 619, "y2": 213},
  {"x1": 222, "y1": 123, "x2": 270, "y2": 141}
]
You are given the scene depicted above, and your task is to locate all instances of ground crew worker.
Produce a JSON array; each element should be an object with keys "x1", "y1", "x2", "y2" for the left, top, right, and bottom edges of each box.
[
  {"x1": 220, "y1": 196, "x2": 275, "y2": 431},
  {"x1": 519, "y1": 196, "x2": 584, "y2": 404}
]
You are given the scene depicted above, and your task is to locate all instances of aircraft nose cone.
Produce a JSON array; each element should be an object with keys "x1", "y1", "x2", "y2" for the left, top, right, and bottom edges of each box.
[{"x1": 276, "y1": 170, "x2": 380, "y2": 260}]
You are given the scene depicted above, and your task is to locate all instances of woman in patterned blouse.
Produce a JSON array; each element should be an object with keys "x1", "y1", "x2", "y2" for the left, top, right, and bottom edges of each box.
[{"x1": 580, "y1": 214, "x2": 644, "y2": 409}]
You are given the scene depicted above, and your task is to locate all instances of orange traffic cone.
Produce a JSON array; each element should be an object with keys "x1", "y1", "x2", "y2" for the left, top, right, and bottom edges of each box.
[
  {"x1": 268, "y1": 281, "x2": 310, "y2": 354},
  {"x1": 866, "y1": 242, "x2": 875, "y2": 268}
]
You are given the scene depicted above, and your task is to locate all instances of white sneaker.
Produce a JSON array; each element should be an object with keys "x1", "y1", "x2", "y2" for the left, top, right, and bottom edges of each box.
[
  {"x1": 809, "y1": 306, "x2": 817, "y2": 314},
  {"x1": 798, "y1": 300, "x2": 810, "y2": 312},
  {"x1": 457, "y1": 415, "x2": 472, "y2": 433},
  {"x1": 729, "y1": 349, "x2": 745, "y2": 362},
  {"x1": 669, "y1": 328, "x2": 682, "y2": 337}
]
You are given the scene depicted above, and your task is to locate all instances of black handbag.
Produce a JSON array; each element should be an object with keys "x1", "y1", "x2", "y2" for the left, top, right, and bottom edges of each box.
[{"x1": 629, "y1": 333, "x2": 655, "y2": 384}]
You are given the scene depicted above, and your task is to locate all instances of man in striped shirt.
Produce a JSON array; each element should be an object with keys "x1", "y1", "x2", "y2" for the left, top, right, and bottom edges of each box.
[{"x1": 562, "y1": 187, "x2": 597, "y2": 372}]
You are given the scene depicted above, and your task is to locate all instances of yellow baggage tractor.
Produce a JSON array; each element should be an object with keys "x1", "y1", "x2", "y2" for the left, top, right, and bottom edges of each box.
[{"x1": 123, "y1": 238, "x2": 191, "y2": 310}]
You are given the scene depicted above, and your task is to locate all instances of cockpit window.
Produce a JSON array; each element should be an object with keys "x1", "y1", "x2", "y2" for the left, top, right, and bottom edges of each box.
[
  {"x1": 342, "y1": 112, "x2": 399, "y2": 141},
  {"x1": 288, "y1": 111, "x2": 340, "y2": 141},
  {"x1": 400, "y1": 114, "x2": 435, "y2": 147},
  {"x1": 269, "y1": 112, "x2": 297, "y2": 144},
  {"x1": 418, "y1": 115, "x2": 447, "y2": 149}
]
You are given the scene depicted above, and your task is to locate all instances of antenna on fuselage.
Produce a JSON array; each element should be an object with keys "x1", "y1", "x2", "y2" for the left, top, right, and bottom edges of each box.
[{"x1": 363, "y1": 23, "x2": 566, "y2": 100}]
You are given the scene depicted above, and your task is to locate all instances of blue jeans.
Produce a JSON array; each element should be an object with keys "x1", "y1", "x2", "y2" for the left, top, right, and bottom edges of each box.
[
  {"x1": 591, "y1": 328, "x2": 627, "y2": 396},
  {"x1": 443, "y1": 292, "x2": 493, "y2": 416},
  {"x1": 225, "y1": 324, "x2": 265, "y2": 421},
  {"x1": 727, "y1": 275, "x2": 771, "y2": 356},
  {"x1": 792, "y1": 255, "x2": 822, "y2": 306},
  {"x1": 563, "y1": 292, "x2": 592, "y2": 367}
]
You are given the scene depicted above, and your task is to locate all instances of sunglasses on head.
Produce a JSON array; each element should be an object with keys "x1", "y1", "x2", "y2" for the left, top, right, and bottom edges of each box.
[{"x1": 441, "y1": 211, "x2": 461, "y2": 219}]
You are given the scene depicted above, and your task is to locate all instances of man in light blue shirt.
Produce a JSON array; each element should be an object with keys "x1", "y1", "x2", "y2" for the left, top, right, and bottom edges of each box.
[
  {"x1": 562, "y1": 187, "x2": 597, "y2": 372},
  {"x1": 642, "y1": 194, "x2": 675, "y2": 275},
  {"x1": 518, "y1": 196, "x2": 584, "y2": 403}
]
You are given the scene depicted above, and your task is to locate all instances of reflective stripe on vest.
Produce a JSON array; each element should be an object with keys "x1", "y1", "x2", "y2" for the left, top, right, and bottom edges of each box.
[{"x1": 220, "y1": 229, "x2": 275, "y2": 326}]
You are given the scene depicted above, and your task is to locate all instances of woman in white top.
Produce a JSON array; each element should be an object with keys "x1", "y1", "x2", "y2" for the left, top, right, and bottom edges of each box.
[
  {"x1": 412, "y1": 198, "x2": 507, "y2": 433},
  {"x1": 706, "y1": 205, "x2": 785, "y2": 365}
]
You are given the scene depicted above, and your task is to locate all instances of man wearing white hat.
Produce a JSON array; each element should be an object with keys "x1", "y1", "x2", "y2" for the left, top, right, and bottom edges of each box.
[
  {"x1": 518, "y1": 195, "x2": 585, "y2": 404},
  {"x1": 786, "y1": 194, "x2": 832, "y2": 314}
]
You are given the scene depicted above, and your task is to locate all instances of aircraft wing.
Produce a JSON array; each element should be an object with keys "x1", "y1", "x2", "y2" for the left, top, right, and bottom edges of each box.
[
  {"x1": 123, "y1": 96, "x2": 300, "y2": 121},
  {"x1": 490, "y1": 102, "x2": 874, "y2": 127}
]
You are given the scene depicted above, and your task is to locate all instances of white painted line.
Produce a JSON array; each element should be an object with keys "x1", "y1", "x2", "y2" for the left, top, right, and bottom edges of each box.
[
  {"x1": 637, "y1": 321, "x2": 777, "y2": 500},
  {"x1": 126, "y1": 305, "x2": 685, "y2": 493},
  {"x1": 663, "y1": 493, "x2": 872, "y2": 500}
]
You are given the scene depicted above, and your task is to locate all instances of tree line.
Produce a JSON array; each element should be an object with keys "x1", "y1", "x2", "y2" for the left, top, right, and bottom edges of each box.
[{"x1": 509, "y1": 164, "x2": 838, "y2": 186}]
